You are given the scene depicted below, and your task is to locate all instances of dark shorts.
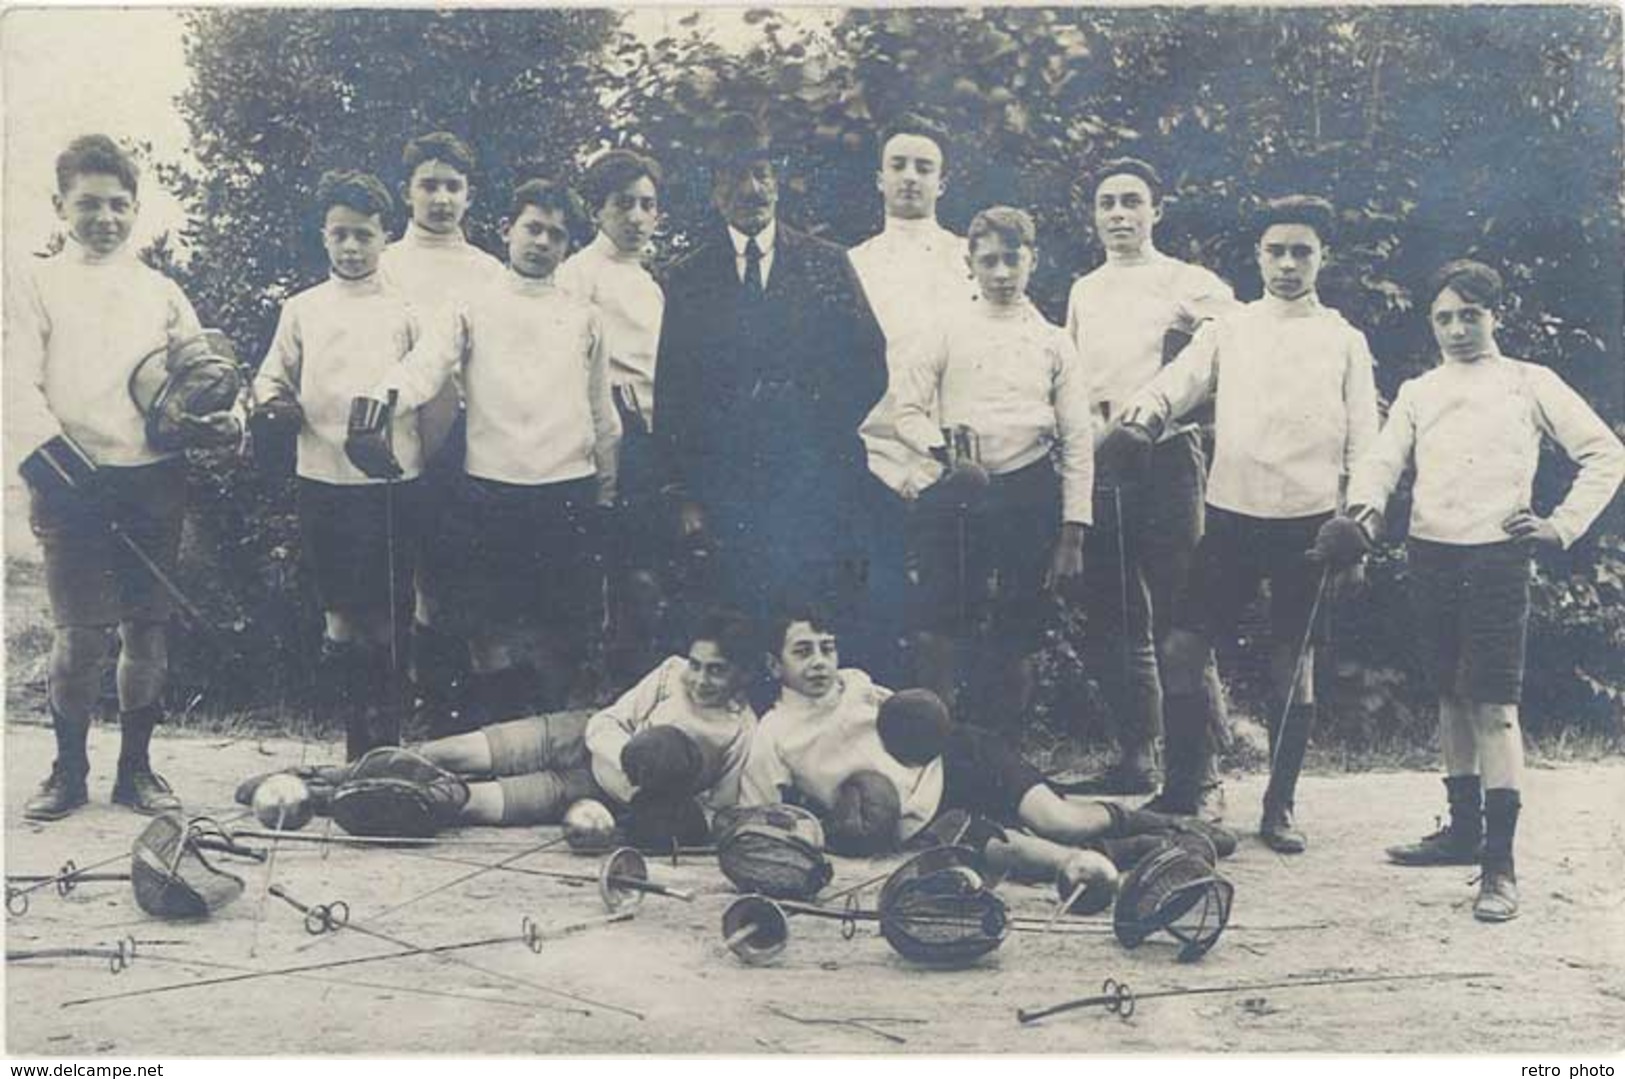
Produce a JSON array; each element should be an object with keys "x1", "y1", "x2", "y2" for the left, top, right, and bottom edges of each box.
[
  {"x1": 1175, "y1": 506, "x2": 1333, "y2": 648},
  {"x1": 912, "y1": 458, "x2": 1060, "y2": 653},
  {"x1": 1407, "y1": 539, "x2": 1531, "y2": 704},
  {"x1": 30, "y1": 458, "x2": 186, "y2": 628},
  {"x1": 937, "y1": 725, "x2": 1047, "y2": 823},
  {"x1": 455, "y1": 474, "x2": 599, "y2": 630},
  {"x1": 297, "y1": 478, "x2": 421, "y2": 617}
]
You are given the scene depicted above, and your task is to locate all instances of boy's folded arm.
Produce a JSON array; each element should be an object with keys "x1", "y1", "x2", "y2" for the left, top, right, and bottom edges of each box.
[
  {"x1": 368, "y1": 307, "x2": 468, "y2": 411},
  {"x1": 1119, "y1": 319, "x2": 1220, "y2": 436},
  {"x1": 1531, "y1": 368, "x2": 1625, "y2": 548}
]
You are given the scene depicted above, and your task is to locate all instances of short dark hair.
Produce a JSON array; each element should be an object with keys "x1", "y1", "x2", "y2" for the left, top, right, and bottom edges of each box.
[
  {"x1": 580, "y1": 149, "x2": 663, "y2": 213},
  {"x1": 689, "y1": 606, "x2": 759, "y2": 670},
  {"x1": 967, "y1": 205, "x2": 1037, "y2": 252},
  {"x1": 765, "y1": 604, "x2": 837, "y2": 657},
  {"x1": 1429, "y1": 259, "x2": 1504, "y2": 308},
  {"x1": 402, "y1": 131, "x2": 477, "y2": 181},
  {"x1": 1254, "y1": 195, "x2": 1337, "y2": 244},
  {"x1": 508, "y1": 178, "x2": 589, "y2": 241},
  {"x1": 880, "y1": 112, "x2": 952, "y2": 175},
  {"x1": 315, "y1": 169, "x2": 393, "y2": 221},
  {"x1": 55, "y1": 134, "x2": 139, "y2": 197},
  {"x1": 1090, "y1": 156, "x2": 1163, "y2": 205}
]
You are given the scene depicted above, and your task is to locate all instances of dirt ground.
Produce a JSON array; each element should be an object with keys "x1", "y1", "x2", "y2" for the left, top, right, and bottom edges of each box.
[{"x1": 4, "y1": 723, "x2": 1623, "y2": 1057}]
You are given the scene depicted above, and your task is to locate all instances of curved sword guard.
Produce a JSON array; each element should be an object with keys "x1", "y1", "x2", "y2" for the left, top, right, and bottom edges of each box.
[
  {"x1": 1101, "y1": 977, "x2": 1136, "y2": 1020},
  {"x1": 520, "y1": 916, "x2": 544, "y2": 954},
  {"x1": 303, "y1": 900, "x2": 350, "y2": 936},
  {"x1": 109, "y1": 936, "x2": 138, "y2": 975},
  {"x1": 840, "y1": 893, "x2": 860, "y2": 941}
]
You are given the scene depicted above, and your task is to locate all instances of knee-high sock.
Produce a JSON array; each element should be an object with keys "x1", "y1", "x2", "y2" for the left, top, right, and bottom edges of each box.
[
  {"x1": 1483, "y1": 788, "x2": 1521, "y2": 873},
  {"x1": 1265, "y1": 702, "x2": 1315, "y2": 809},
  {"x1": 1443, "y1": 774, "x2": 1483, "y2": 842},
  {"x1": 117, "y1": 702, "x2": 163, "y2": 773},
  {"x1": 1160, "y1": 691, "x2": 1214, "y2": 806},
  {"x1": 48, "y1": 700, "x2": 92, "y2": 776}
]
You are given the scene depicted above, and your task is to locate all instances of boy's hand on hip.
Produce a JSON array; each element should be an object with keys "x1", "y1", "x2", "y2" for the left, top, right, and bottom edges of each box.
[
  {"x1": 1502, "y1": 510, "x2": 1562, "y2": 549},
  {"x1": 1045, "y1": 523, "x2": 1088, "y2": 594}
]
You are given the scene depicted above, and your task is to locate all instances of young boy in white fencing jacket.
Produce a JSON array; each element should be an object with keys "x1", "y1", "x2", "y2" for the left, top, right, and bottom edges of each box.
[
  {"x1": 848, "y1": 113, "x2": 980, "y2": 692},
  {"x1": 557, "y1": 149, "x2": 671, "y2": 688},
  {"x1": 377, "y1": 131, "x2": 505, "y2": 736},
  {"x1": 742, "y1": 609, "x2": 1235, "y2": 883},
  {"x1": 1064, "y1": 157, "x2": 1237, "y2": 797},
  {"x1": 1316, "y1": 259, "x2": 1625, "y2": 922},
  {"x1": 1103, "y1": 195, "x2": 1380, "y2": 850},
  {"x1": 357, "y1": 179, "x2": 620, "y2": 721},
  {"x1": 8, "y1": 135, "x2": 238, "y2": 819},
  {"x1": 415, "y1": 608, "x2": 758, "y2": 833},
  {"x1": 890, "y1": 205, "x2": 1094, "y2": 727},
  {"x1": 253, "y1": 170, "x2": 426, "y2": 761}
]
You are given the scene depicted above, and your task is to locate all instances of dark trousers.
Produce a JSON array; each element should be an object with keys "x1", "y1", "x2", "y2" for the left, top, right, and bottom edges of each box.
[{"x1": 1081, "y1": 431, "x2": 1221, "y2": 755}]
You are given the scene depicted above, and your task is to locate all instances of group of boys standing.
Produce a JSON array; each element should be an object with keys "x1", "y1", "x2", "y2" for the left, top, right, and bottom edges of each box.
[{"x1": 12, "y1": 112, "x2": 1623, "y2": 925}]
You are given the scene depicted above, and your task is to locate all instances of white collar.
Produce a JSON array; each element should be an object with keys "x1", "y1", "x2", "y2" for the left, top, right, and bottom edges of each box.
[
  {"x1": 329, "y1": 269, "x2": 386, "y2": 294},
  {"x1": 882, "y1": 216, "x2": 945, "y2": 239},
  {"x1": 401, "y1": 220, "x2": 469, "y2": 249},
  {"x1": 1104, "y1": 244, "x2": 1164, "y2": 268},
  {"x1": 727, "y1": 220, "x2": 777, "y2": 257},
  {"x1": 506, "y1": 265, "x2": 559, "y2": 292},
  {"x1": 65, "y1": 237, "x2": 131, "y2": 266},
  {"x1": 1260, "y1": 291, "x2": 1323, "y2": 318},
  {"x1": 976, "y1": 296, "x2": 1033, "y2": 322},
  {"x1": 588, "y1": 230, "x2": 648, "y2": 265}
]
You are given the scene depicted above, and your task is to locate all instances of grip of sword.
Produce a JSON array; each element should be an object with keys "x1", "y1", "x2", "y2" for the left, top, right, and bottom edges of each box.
[{"x1": 267, "y1": 884, "x2": 306, "y2": 913}]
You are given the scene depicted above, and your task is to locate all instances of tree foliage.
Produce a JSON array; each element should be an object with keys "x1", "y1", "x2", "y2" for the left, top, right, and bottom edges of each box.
[{"x1": 161, "y1": 6, "x2": 1625, "y2": 731}]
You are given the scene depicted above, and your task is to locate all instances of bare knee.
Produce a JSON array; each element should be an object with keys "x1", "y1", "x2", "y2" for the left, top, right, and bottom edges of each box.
[{"x1": 1474, "y1": 702, "x2": 1520, "y2": 735}]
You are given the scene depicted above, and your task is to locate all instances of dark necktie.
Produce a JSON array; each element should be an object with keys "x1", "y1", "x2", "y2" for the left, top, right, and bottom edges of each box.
[{"x1": 744, "y1": 236, "x2": 764, "y2": 297}]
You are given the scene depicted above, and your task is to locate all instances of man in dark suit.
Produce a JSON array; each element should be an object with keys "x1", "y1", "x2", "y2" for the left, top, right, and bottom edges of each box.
[{"x1": 656, "y1": 114, "x2": 895, "y2": 676}]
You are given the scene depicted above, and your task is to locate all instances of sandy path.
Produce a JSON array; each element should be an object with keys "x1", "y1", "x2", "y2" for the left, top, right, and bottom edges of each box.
[{"x1": 5, "y1": 724, "x2": 1623, "y2": 1055}]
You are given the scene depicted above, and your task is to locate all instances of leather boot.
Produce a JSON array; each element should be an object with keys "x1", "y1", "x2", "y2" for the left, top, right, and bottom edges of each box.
[
  {"x1": 1143, "y1": 691, "x2": 1223, "y2": 820},
  {"x1": 112, "y1": 703, "x2": 182, "y2": 814},
  {"x1": 24, "y1": 704, "x2": 91, "y2": 821},
  {"x1": 1260, "y1": 701, "x2": 1313, "y2": 853},
  {"x1": 1387, "y1": 775, "x2": 1484, "y2": 866},
  {"x1": 1474, "y1": 789, "x2": 1521, "y2": 922}
]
